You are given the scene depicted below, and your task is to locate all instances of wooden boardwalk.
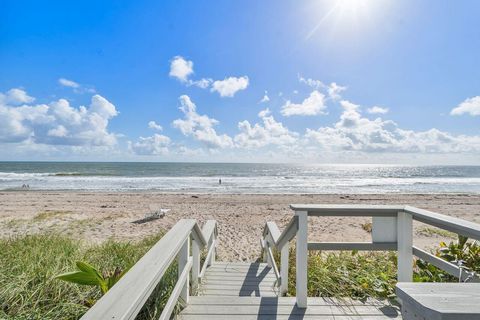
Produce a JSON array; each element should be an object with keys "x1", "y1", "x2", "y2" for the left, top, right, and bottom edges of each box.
[
  {"x1": 179, "y1": 261, "x2": 402, "y2": 319},
  {"x1": 81, "y1": 206, "x2": 480, "y2": 320}
]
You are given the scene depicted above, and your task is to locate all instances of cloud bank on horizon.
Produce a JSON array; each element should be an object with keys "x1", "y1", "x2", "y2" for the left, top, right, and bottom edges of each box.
[{"x1": 1, "y1": 54, "x2": 479, "y2": 163}]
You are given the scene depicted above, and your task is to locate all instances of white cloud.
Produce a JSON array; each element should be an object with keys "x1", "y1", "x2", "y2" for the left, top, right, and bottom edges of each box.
[
  {"x1": 298, "y1": 75, "x2": 324, "y2": 89},
  {"x1": 148, "y1": 121, "x2": 163, "y2": 131},
  {"x1": 58, "y1": 78, "x2": 95, "y2": 94},
  {"x1": 327, "y1": 82, "x2": 346, "y2": 100},
  {"x1": 58, "y1": 78, "x2": 80, "y2": 88},
  {"x1": 190, "y1": 78, "x2": 212, "y2": 89},
  {"x1": 451, "y1": 96, "x2": 480, "y2": 116},
  {"x1": 234, "y1": 108, "x2": 299, "y2": 148},
  {"x1": 0, "y1": 88, "x2": 119, "y2": 146},
  {"x1": 281, "y1": 90, "x2": 327, "y2": 116},
  {"x1": 367, "y1": 106, "x2": 389, "y2": 114},
  {"x1": 129, "y1": 134, "x2": 170, "y2": 155},
  {"x1": 305, "y1": 100, "x2": 480, "y2": 153},
  {"x1": 211, "y1": 76, "x2": 249, "y2": 97},
  {"x1": 259, "y1": 91, "x2": 270, "y2": 103},
  {"x1": 0, "y1": 88, "x2": 35, "y2": 105},
  {"x1": 298, "y1": 76, "x2": 346, "y2": 100},
  {"x1": 172, "y1": 95, "x2": 233, "y2": 148},
  {"x1": 169, "y1": 56, "x2": 194, "y2": 82}
]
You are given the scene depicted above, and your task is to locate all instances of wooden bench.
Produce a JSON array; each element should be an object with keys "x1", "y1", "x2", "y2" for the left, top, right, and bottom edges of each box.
[{"x1": 396, "y1": 283, "x2": 480, "y2": 320}]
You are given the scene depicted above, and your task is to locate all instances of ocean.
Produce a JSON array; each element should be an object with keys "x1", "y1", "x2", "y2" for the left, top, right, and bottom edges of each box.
[{"x1": 0, "y1": 162, "x2": 479, "y2": 194}]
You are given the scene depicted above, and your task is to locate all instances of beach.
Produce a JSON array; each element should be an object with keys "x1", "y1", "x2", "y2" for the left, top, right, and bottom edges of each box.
[{"x1": 1, "y1": 191, "x2": 479, "y2": 261}]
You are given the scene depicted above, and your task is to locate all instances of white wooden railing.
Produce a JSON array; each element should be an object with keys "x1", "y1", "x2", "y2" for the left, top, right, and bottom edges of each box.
[
  {"x1": 81, "y1": 219, "x2": 217, "y2": 320},
  {"x1": 262, "y1": 204, "x2": 480, "y2": 308}
]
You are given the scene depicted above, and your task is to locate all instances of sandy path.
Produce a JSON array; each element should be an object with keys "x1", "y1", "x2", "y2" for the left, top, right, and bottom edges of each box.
[{"x1": 0, "y1": 192, "x2": 479, "y2": 261}]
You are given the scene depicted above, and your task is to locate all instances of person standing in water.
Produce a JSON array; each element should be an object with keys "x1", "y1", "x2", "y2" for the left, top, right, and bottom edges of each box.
[{"x1": 219, "y1": 178, "x2": 222, "y2": 185}]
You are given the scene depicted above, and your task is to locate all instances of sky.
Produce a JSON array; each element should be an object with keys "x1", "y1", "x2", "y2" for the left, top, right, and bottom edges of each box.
[{"x1": 1, "y1": 0, "x2": 479, "y2": 164}]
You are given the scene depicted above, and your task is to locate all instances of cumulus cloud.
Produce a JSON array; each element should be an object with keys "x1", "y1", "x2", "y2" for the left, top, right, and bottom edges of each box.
[
  {"x1": 168, "y1": 56, "x2": 248, "y2": 96},
  {"x1": 172, "y1": 95, "x2": 233, "y2": 148},
  {"x1": 0, "y1": 88, "x2": 35, "y2": 105},
  {"x1": 327, "y1": 82, "x2": 347, "y2": 100},
  {"x1": 129, "y1": 133, "x2": 170, "y2": 155},
  {"x1": 169, "y1": 56, "x2": 194, "y2": 82},
  {"x1": 0, "y1": 88, "x2": 119, "y2": 146},
  {"x1": 148, "y1": 121, "x2": 163, "y2": 131},
  {"x1": 451, "y1": 96, "x2": 480, "y2": 116},
  {"x1": 58, "y1": 78, "x2": 80, "y2": 88},
  {"x1": 281, "y1": 90, "x2": 327, "y2": 116},
  {"x1": 211, "y1": 76, "x2": 249, "y2": 97},
  {"x1": 367, "y1": 106, "x2": 389, "y2": 114},
  {"x1": 305, "y1": 100, "x2": 480, "y2": 153},
  {"x1": 234, "y1": 108, "x2": 298, "y2": 148}
]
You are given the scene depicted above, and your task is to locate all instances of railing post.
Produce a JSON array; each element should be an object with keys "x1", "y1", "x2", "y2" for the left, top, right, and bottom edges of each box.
[
  {"x1": 296, "y1": 210, "x2": 308, "y2": 308},
  {"x1": 208, "y1": 232, "x2": 216, "y2": 266},
  {"x1": 192, "y1": 237, "x2": 200, "y2": 290},
  {"x1": 178, "y1": 237, "x2": 190, "y2": 304},
  {"x1": 397, "y1": 210, "x2": 413, "y2": 282},
  {"x1": 280, "y1": 242, "x2": 289, "y2": 295},
  {"x1": 262, "y1": 236, "x2": 268, "y2": 264},
  {"x1": 265, "y1": 238, "x2": 273, "y2": 267}
]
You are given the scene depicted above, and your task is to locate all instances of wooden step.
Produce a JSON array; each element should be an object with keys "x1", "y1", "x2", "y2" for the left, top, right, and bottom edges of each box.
[
  {"x1": 179, "y1": 296, "x2": 402, "y2": 319},
  {"x1": 199, "y1": 261, "x2": 278, "y2": 297}
]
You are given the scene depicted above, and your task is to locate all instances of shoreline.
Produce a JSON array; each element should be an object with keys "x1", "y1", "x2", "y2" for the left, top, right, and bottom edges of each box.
[
  {"x1": 1, "y1": 192, "x2": 479, "y2": 261},
  {"x1": 1, "y1": 189, "x2": 479, "y2": 195}
]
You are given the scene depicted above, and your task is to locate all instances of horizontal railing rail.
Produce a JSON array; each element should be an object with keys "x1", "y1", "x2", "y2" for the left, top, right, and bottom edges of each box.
[
  {"x1": 81, "y1": 219, "x2": 217, "y2": 320},
  {"x1": 262, "y1": 204, "x2": 480, "y2": 308}
]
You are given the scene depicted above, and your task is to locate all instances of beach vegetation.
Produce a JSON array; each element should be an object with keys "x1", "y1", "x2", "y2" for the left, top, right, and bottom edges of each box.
[
  {"x1": 414, "y1": 235, "x2": 480, "y2": 282},
  {"x1": 55, "y1": 261, "x2": 129, "y2": 295},
  {"x1": 0, "y1": 233, "x2": 174, "y2": 320},
  {"x1": 416, "y1": 226, "x2": 456, "y2": 238},
  {"x1": 361, "y1": 222, "x2": 372, "y2": 233},
  {"x1": 34, "y1": 210, "x2": 74, "y2": 221},
  {"x1": 282, "y1": 250, "x2": 398, "y2": 300}
]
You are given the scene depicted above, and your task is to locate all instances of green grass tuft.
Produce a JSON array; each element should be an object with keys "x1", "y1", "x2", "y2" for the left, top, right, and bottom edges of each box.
[
  {"x1": 0, "y1": 233, "x2": 169, "y2": 319},
  {"x1": 282, "y1": 249, "x2": 398, "y2": 300}
]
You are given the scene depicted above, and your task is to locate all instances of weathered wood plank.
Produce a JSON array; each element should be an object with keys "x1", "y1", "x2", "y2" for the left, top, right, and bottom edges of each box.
[
  {"x1": 181, "y1": 305, "x2": 400, "y2": 316},
  {"x1": 187, "y1": 296, "x2": 397, "y2": 306},
  {"x1": 396, "y1": 283, "x2": 480, "y2": 319},
  {"x1": 180, "y1": 315, "x2": 398, "y2": 320},
  {"x1": 405, "y1": 205, "x2": 480, "y2": 240},
  {"x1": 81, "y1": 219, "x2": 199, "y2": 320},
  {"x1": 290, "y1": 204, "x2": 402, "y2": 216},
  {"x1": 159, "y1": 257, "x2": 192, "y2": 320},
  {"x1": 201, "y1": 290, "x2": 278, "y2": 297},
  {"x1": 412, "y1": 246, "x2": 479, "y2": 282}
]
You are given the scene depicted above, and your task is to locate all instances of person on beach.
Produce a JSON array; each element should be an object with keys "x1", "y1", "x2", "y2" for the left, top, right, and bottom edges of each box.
[{"x1": 219, "y1": 179, "x2": 222, "y2": 185}]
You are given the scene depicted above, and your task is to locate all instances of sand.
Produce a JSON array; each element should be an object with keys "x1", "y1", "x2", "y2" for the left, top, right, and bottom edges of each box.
[{"x1": 0, "y1": 192, "x2": 479, "y2": 261}]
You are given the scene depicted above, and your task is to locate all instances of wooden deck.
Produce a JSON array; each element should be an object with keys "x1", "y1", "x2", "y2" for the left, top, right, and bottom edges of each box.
[
  {"x1": 179, "y1": 262, "x2": 402, "y2": 319},
  {"x1": 81, "y1": 206, "x2": 480, "y2": 320}
]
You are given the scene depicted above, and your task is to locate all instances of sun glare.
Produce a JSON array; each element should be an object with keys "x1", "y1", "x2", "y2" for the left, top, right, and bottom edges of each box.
[{"x1": 306, "y1": 0, "x2": 383, "y2": 40}]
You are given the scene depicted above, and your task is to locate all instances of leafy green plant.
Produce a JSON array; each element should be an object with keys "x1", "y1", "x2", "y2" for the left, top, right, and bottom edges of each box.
[
  {"x1": 56, "y1": 261, "x2": 129, "y2": 295},
  {"x1": 414, "y1": 235, "x2": 480, "y2": 282}
]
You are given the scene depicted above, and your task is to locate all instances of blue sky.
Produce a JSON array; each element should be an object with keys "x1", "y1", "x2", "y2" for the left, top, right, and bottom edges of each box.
[{"x1": 1, "y1": 0, "x2": 479, "y2": 163}]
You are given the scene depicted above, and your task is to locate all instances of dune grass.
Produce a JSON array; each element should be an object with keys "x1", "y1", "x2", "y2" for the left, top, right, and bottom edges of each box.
[
  {"x1": 280, "y1": 249, "x2": 398, "y2": 300},
  {"x1": 0, "y1": 233, "x2": 172, "y2": 320}
]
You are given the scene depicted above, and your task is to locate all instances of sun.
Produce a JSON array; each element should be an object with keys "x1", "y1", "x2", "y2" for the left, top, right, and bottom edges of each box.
[{"x1": 306, "y1": 0, "x2": 384, "y2": 40}]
